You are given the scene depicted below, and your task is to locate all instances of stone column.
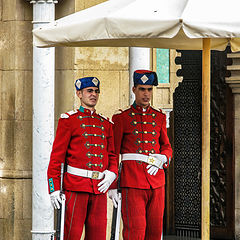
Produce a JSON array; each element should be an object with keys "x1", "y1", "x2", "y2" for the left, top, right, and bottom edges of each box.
[
  {"x1": 226, "y1": 52, "x2": 240, "y2": 240},
  {"x1": 28, "y1": 1, "x2": 57, "y2": 239},
  {"x1": 129, "y1": 47, "x2": 151, "y2": 104}
]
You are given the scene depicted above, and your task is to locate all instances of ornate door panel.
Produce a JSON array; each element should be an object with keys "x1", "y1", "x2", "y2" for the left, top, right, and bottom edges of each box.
[
  {"x1": 210, "y1": 50, "x2": 234, "y2": 239},
  {"x1": 172, "y1": 50, "x2": 234, "y2": 239}
]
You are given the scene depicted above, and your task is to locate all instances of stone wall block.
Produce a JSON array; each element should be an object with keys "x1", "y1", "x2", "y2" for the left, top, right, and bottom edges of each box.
[
  {"x1": 2, "y1": 0, "x2": 16, "y2": 21},
  {"x1": 2, "y1": 71, "x2": 15, "y2": 120},
  {"x1": 14, "y1": 120, "x2": 32, "y2": 171},
  {"x1": 1, "y1": 120, "x2": 15, "y2": 170},
  {"x1": 56, "y1": 47, "x2": 75, "y2": 70},
  {"x1": 15, "y1": 21, "x2": 32, "y2": 70},
  {"x1": 83, "y1": 70, "x2": 120, "y2": 117},
  {"x1": 75, "y1": 47, "x2": 128, "y2": 71},
  {"x1": 0, "y1": 70, "x2": 2, "y2": 120},
  {"x1": 14, "y1": 219, "x2": 32, "y2": 240},
  {"x1": 81, "y1": 0, "x2": 106, "y2": 10},
  {"x1": 0, "y1": 21, "x2": 31, "y2": 70},
  {"x1": 119, "y1": 70, "x2": 130, "y2": 109},
  {"x1": 1, "y1": 21, "x2": 32, "y2": 70},
  {"x1": 15, "y1": 71, "x2": 32, "y2": 121},
  {"x1": 0, "y1": 0, "x2": 2, "y2": 20},
  {"x1": 0, "y1": 121, "x2": 3, "y2": 169},
  {"x1": 21, "y1": 0, "x2": 33, "y2": 21},
  {"x1": 0, "y1": 22, "x2": 3, "y2": 70},
  {"x1": 55, "y1": 70, "x2": 76, "y2": 119},
  {"x1": 2, "y1": 0, "x2": 31, "y2": 21},
  {"x1": 23, "y1": 179, "x2": 32, "y2": 219},
  {"x1": 0, "y1": 219, "x2": 3, "y2": 238},
  {"x1": 1, "y1": 179, "x2": 14, "y2": 219},
  {"x1": 75, "y1": 0, "x2": 84, "y2": 12},
  {"x1": 56, "y1": 0, "x2": 75, "y2": 19},
  {"x1": 0, "y1": 179, "x2": 31, "y2": 240},
  {"x1": 13, "y1": 180, "x2": 23, "y2": 219},
  {"x1": 2, "y1": 21, "x2": 16, "y2": 70},
  {"x1": 236, "y1": 209, "x2": 240, "y2": 240},
  {"x1": 1, "y1": 219, "x2": 14, "y2": 240},
  {"x1": 23, "y1": 71, "x2": 33, "y2": 121},
  {"x1": 73, "y1": 70, "x2": 83, "y2": 108},
  {"x1": 0, "y1": 181, "x2": 3, "y2": 218}
]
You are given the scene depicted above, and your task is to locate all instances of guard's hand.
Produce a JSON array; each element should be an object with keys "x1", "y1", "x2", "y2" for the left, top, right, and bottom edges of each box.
[
  {"x1": 50, "y1": 190, "x2": 62, "y2": 209},
  {"x1": 146, "y1": 165, "x2": 159, "y2": 176},
  {"x1": 98, "y1": 170, "x2": 117, "y2": 193},
  {"x1": 108, "y1": 189, "x2": 120, "y2": 208},
  {"x1": 149, "y1": 154, "x2": 167, "y2": 169}
]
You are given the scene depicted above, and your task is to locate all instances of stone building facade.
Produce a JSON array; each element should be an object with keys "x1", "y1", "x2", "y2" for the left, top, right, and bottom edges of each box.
[{"x1": 0, "y1": 0, "x2": 239, "y2": 240}]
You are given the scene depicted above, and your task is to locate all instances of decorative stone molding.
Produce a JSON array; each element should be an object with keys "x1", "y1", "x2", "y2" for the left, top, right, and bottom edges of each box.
[
  {"x1": 29, "y1": 0, "x2": 58, "y2": 3},
  {"x1": 162, "y1": 108, "x2": 172, "y2": 129},
  {"x1": 171, "y1": 50, "x2": 183, "y2": 94},
  {"x1": 225, "y1": 52, "x2": 240, "y2": 93},
  {"x1": 0, "y1": 170, "x2": 32, "y2": 179}
]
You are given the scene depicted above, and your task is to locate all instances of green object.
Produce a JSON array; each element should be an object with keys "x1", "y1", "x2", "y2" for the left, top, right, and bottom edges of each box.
[{"x1": 156, "y1": 49, "x2": 169, "y2": 83}]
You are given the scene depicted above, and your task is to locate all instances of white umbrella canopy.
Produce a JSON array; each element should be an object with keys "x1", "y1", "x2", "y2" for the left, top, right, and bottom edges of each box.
[{"x1": 33, "y1": 0, "x2": 240, "y2": 51}]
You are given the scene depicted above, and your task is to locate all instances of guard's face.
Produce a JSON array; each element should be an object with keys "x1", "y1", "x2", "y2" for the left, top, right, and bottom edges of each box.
[
  {"x1": 77, "y1": 87, "x2": 100, "y2": 108},
  {"x1": 133, "y1": 84, "x2": 153, "y2": 108}
]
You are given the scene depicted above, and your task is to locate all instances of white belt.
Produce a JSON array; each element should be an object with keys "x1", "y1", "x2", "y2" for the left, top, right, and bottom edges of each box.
[
  {"x1": 121, "y1": 153, "x2": 163, "y2": 168},
  {"x1": 67, "y1": 165, "x2": 104, "y2": 180}
]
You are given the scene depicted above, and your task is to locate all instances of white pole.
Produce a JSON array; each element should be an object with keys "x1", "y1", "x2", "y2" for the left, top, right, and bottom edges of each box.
[
  {"x1": 28, "y1": 1, "x2": 57, "y2": 239},
  {"x1": 129, "y1": 47, "x2": 151, "y2": 105}
]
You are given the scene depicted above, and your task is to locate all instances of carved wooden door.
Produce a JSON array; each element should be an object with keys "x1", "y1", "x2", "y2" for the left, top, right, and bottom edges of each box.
[{"x1": 171, "y1": 49, "x2": 234, "y2": 239}]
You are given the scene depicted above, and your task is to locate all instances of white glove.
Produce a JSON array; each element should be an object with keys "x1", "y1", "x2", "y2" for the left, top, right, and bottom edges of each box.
[
  {"x1": 108, "y1": 189, "x2": 120, "y2": 208},
  {"x1": 146, "y1": 165, "x2": 159, "y2": 175},
  {"x1": 98, "y1": 170, "x2": 117, "y2": 193},
  {"x1": 50, "y1": 190, "x2": 62, "y2": 209},
  {"x1": 146, "y1": 154, "x2": 167, "y2": 175},
  {"x1": 149, "y1": 154, "x2": 167, "y2": 169}
]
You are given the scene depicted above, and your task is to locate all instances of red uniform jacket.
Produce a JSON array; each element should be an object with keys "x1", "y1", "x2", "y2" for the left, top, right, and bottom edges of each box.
[
  {"x1": 47, "y1": 106, "x2": 118, "y2": 194},
  {"x1": 112, "y1": 103, "x2": 172, "y2": 189}
]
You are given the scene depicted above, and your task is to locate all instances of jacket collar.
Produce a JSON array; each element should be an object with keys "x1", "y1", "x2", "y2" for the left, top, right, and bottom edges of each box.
[
  {"x1": 79, "y1": 106, "x2": 96, "y2": 115},
  {"x1": 132, "y1": 101, "x2": 151, "y2": 112}
]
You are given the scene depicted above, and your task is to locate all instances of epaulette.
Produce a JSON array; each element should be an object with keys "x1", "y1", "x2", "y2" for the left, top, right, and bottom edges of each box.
[
  {"x1": 99, "y1": 113, "x2": 114, "y2": 124},
  {"x1": 60, "y1": 113, "x2": 69, "y2": 119},
  {"x1": 114, "y1": 106, "x2": 130, "y2": 115},
  {"x1": 152, "y1": 106, "x2": 165, "y2": 115},
  {"x1": 60, "y1": 109, "x2": 78, "y2": 119}
]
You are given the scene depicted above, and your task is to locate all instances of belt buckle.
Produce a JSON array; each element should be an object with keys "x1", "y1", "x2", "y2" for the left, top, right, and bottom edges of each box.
[
  {"x1": 147, "y1": 156, "x2": 156, "y2": 165},
  {"x1": 92, "y1": 171, "x2": 99, "y2": 179}
]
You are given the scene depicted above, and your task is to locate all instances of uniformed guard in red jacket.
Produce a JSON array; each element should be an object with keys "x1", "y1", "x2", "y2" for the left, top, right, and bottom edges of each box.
[
  {"x1": 108, "y1": 70, "x2": 172, "y2": 240},
  {"x1": 48, "y1": 77, "x2": 118, "y2": 240}
]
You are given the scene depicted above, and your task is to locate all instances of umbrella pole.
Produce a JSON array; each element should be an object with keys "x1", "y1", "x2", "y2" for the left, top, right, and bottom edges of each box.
[{"x1": 202, "y1": 38, "x2": 211, "y2": 240}]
